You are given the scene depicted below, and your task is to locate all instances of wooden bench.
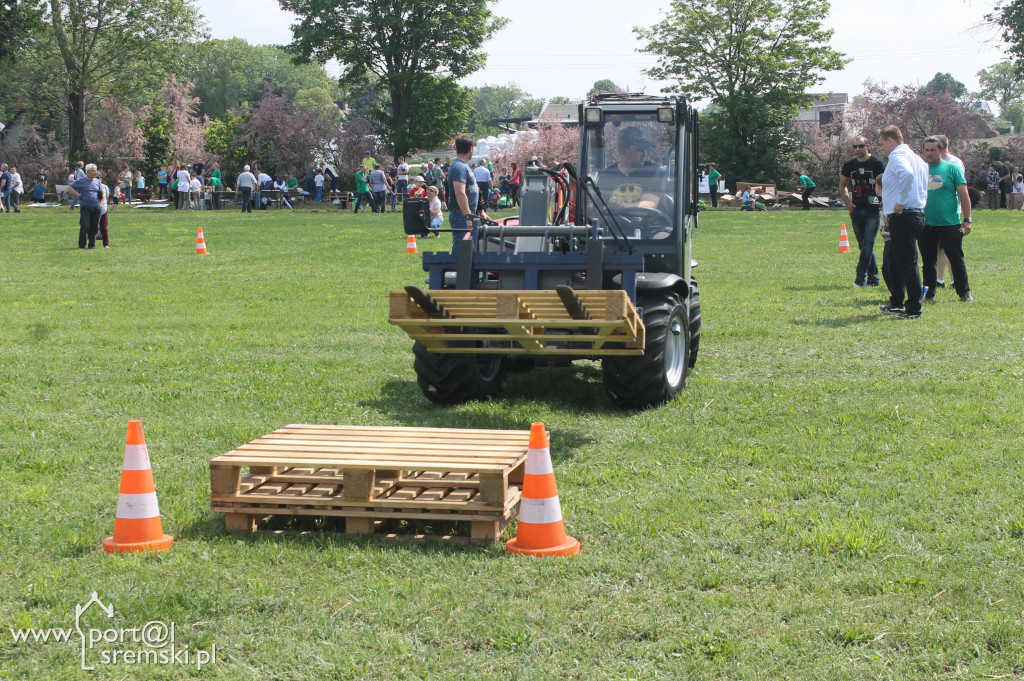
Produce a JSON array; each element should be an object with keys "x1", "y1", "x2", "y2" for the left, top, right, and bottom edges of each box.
[{"x1": 210, "y1": 424, "x2": 532, "y2": 542}]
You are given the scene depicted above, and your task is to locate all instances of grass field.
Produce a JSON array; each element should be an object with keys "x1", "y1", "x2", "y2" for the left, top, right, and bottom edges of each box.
[{"x1": 1, "y1": 204, "x2": 1023, "y2": 680}]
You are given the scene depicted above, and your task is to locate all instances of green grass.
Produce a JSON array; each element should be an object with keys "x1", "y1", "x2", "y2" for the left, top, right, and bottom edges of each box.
[{"x1": 2, "y1": 204, "x2": 1023, "y2": 680}]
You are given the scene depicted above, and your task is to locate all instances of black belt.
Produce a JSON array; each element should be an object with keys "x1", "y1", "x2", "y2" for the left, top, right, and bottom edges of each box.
[{"x1": 902, "y1": 208, "x2": 924, "y2": 213}]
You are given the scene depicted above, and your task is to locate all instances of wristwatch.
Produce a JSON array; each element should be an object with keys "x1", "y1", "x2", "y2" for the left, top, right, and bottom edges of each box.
[{"x1": 965, "y1": 217, "x2": 972, "y2": 223}]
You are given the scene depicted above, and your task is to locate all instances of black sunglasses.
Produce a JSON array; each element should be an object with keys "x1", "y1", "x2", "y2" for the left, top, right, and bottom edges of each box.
[{"x1": 852, "y1": 144, "x2": 867, "y2": 148}]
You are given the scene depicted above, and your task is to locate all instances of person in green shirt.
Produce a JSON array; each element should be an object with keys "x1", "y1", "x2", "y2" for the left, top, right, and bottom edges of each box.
[
  {"x1": 707, "y1": 163, "x2": 721, "y2": 208},
  {"x1": 354, "y1": 166, "x2": 371, "y2": 213},
  {"x1": 793, "y1": 170, "x2": 816, "y2": 210},
  {"x1": 208, "y1": 162, "x2": 223, "y2": 208},
  {"x1": 921, "y1": 136, "x2": 973, "y2": 303}
]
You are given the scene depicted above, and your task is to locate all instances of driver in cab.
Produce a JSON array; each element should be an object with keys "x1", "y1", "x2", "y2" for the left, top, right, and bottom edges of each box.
[{"x1": 603, "y1": 126, "x2": 664, "y2": 210}]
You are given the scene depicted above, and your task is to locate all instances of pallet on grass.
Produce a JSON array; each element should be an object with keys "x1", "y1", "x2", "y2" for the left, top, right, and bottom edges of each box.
[{"x1": 210, "y1": 424, "x2": 533, "y2": 542}]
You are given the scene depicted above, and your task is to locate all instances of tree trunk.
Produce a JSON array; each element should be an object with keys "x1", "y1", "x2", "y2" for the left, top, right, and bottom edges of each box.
[{"x1": 68, "y1": 90, "x2": 87, "y2": 160}]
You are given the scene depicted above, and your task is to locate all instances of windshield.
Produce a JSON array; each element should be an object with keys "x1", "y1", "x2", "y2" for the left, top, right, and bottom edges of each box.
[{"x1": 584, "y1": 112, "x2": 676, "y2": 238}]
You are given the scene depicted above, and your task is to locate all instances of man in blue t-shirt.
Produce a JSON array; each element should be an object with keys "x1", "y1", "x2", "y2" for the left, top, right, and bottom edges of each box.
[
  {"x1": 67, "y1": 164, "x2": 104, "y2": 248},
  {"x1": 446, "y1": 136, "x2": 492, "y2": 253}
]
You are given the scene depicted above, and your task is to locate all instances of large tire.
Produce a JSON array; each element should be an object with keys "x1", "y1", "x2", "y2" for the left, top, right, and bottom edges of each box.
[
  {"x1": 413, "y1": 341, "x2": 506, "y2": 405},
  {"x1": 688, "y1": 278, "x2": 701, "y2": 368},
  {"x1": 603, "y1": 293, "x2": 689, "y2": 408}
]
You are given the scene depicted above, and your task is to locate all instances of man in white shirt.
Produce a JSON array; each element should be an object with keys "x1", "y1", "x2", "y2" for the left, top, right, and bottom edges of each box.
[
  {"x1": 396, "y1": 157, "x2": 410, "y2": 203},
  {"x1": 878, "y1": 124, "x2": 929, "y2": 319},
  {"x1": 236, "y1": 165, "x2": 257, "y2": 214},
  {"x1": 472, "y1": 162, "x2": 492, "y2": 212},
  {"x1": 9, "y1": 165, "x2": 23, "y2": 213}
]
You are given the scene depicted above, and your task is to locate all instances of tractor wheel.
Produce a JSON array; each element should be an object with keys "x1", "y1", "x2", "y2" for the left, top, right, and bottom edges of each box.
[
  {"x1": 603, "y1": 293, "x2": 689, "y2": 408},
  {"x1": 688, "y1": 278, "x2": 701, "y2": 369},
  {"x1": 413, "y1": 341, "x2": 506, "y2": 405}
]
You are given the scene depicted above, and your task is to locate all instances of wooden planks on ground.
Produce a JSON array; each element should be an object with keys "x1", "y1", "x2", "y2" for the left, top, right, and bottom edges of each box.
[{"x1": 210, "y1": 424, "x2": 533, "y2": 542}]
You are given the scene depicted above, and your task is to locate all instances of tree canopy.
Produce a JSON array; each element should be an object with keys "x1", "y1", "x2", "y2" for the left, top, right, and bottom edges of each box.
[
  {"x1": 977, "y1": 61, "x2": 1024, "y2": 110},
  {"x1": 468, "y1": 83, "x2": 544, "y2": 134},
  {"x1": 989, "y1": 0, "x2": 1024, "y2": 73},
  {"x1": 922, "y1": 72, "x2": 967, "y2": 99},
  {"x1": 636, "y1": 0, "x2": 847, "y2": 184},
  {"x1": 280, "y1": 0, "x2": 507, "y2": 159}
]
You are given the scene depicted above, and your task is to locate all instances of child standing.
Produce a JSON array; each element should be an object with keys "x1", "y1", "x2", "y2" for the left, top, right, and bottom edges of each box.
[
  {"x1": 189, "y1": 174, "x2": 202, "y2": 210},
  {"x1": 98, "y1": 177, "x2": 111, "y2": 248}
]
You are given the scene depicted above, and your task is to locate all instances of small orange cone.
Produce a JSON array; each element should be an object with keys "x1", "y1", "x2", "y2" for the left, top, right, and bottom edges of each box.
[
  {"x1": 103, "y1": 420, "x2": 174, "y2": 554},
  {"x1": 838, "y1": 223, "x2": 851, "y2": 254},
  {"x1": 406, "y1": 234, "x2": 418, "y2": 253},
  {"x1": 506, "y1": 423, "x2": 579, "y2": 557},
  {"x1": 196, "y1": 227, "x2": 208, "y2": 254}
]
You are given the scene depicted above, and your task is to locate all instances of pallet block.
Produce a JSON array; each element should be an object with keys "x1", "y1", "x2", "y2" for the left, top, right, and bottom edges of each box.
[{"x1": 210, "y1": 425, "x2": 533, "y2": 542}]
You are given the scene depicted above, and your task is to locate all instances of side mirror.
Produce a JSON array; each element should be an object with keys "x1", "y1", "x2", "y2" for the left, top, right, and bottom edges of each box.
[{"x1": 403, "y1": 198, "x2": 430, "y2": 237}]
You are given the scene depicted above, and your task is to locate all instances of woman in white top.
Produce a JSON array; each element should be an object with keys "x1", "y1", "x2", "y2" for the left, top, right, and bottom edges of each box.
[{"x1": 176, "y1": 165, "x2": 191, "y2": 210}]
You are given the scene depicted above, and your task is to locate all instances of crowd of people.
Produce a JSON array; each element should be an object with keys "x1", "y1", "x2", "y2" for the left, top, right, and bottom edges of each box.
[{"x1": 351, "y1": 152, "x2": 524, "y2": 215}]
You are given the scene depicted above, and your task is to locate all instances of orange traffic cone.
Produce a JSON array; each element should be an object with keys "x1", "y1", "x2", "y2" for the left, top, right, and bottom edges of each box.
[
  {"x1": 406, "y1": 234, "x2": 418, "y2": 254},
  {"x1": 506, "y1": 423, "x2": 579, "y2": 557},
  {"x1": 196, "y1": 226, "x2": 208, "y2": 254},
  {"x1": 838, "y1": 223, "x2": 851, "y2": 254},
  {"x1": 103, "y1": 420, "x2": 174, "y2": 554}
]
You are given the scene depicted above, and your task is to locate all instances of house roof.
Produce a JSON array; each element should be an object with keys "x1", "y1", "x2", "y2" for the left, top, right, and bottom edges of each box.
[
  {"x1": 808, "y1": 92, "x2": 849, "y2": 107},
  {"x1": 537, "y1": 103, "x2": 579, "y2": 123}
]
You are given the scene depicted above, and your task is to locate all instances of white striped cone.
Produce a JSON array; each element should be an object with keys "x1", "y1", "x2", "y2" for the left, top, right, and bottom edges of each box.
[
  {"x1": 196, "y1": 227, "x2": 208, "y2": 254},
  {"x1": 506, "y1": 423, "x2": 579, "y2": 557},
  {"x1": 103, "y1": 420, "x2": 173, "y2": 553}
]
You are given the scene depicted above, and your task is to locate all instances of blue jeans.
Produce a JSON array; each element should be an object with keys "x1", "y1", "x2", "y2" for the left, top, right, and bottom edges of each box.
[
  {"x1": 850, "y1": 207, "x2": 880, "y2": 283},
  {"x1": 315, "y1": 186, "x2": 322, "y2": 202},
  {"x1": 449, "y1": 211, "x2": 477, "y2": 253},
  {"x1": 372, "y1": 190, "x2": 386, "y2": 212}
]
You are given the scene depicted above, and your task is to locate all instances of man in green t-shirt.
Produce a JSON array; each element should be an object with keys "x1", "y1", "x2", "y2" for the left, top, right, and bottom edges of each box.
[
  {"x1": 354, "y1": 166, "x2": 371, "y2": 213},
  {"x1": 793, "y1": 171, "x2": 816, "y2": 210},
  {"x1": 707, "y1": 162, "x2": 722, "y2": 208},
  {"x1": 921, "y1": 136, "x2": 973, "y2": 303}
]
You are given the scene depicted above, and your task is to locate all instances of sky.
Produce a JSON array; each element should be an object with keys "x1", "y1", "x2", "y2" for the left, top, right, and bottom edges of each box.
[{"x1": 196, "y1": 0, "x2": 1009, "y2": 107}]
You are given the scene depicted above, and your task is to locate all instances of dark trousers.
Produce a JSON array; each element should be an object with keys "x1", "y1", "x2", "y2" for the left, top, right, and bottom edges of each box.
[
  {"x1": 801, "y1": 187, "x2": 813, "y2": 210},
  {"x1": 920, "y1": 224, "x2": 970, "y2": 297},
  {"x1": 98, "y1": 212, "x2": 109, "y2": 247},
  {"x1": 10, "y1": 191, "x2": 20, "y2": 212},
  {"x1": 850, "y1": 207, "x2": 880, "y2": 283},
  {"x1": 510, "y1": 184, "x2": 520, "y2": 207},
  {"x1": 477, "y1": 182, "x2": 490, "y2": 210},
  {"x1": 354, "y1": 191, "x2": 372, "y2": 212},
  {"x1": 709, "y1": 185, "x2": 718, "y2": 208},
  {"x1": 78, "y1": 205, "x2": 100, "y2": 248},
  {"x1": 240, "y1": 186, "x2": 253, "y2": 212},
  {"x1": 372, "y1": 190, "x2": 386, "y2": 212},
  {"x1": 885, "y1": 211, "x2": 925, "y2": 313}
]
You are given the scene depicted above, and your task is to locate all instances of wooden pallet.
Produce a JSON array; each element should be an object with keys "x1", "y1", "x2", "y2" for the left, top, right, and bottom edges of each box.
[
  {"x1": 388, "y1": 288, "x2": 645, "y2": 355},
  {"x1": 210, "y1": 425, "x2": 532, "y2": 542}
]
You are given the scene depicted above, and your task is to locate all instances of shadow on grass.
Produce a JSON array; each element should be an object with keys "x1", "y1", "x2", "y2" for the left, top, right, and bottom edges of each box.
[
  {"x1": 792, "y1": 312, "x2": 879, "y2": 328},
  {"x1": 177, "y1": 513, "x2": 504, "y2": 555}
]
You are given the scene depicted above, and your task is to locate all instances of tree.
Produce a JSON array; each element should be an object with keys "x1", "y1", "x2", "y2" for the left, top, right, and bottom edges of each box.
[
  {"x1": 468, "y1": 82, "x2": 544, "y2": 133},
  {"x1": 279, "y1": 0, "x2": 507, "y2": 159},
  {"x1": 794, "y1": 114, "x2": 850, "y2": 194},
  {"x1": 548, "y1": 96, "x2": 573, "y2": 105},
  {"x1": 161, "y1": 76, "x2": 207, "y2": 165},
  {"x1": 1002, "y1": 101, "x2": 1024, "y2": 133},
  {"x1": 491, "y1": 114, "x2": 579, "y2": 171},
  {"x1": 922, "y1": 72, "x2": 967, "y2": 99},
  {"x1": 39, "y1": 0, "x2": 200, "y2": 159},
  {"x1": 0, "y1": 0, "x2": 44, "y2": 64},
  {"x1": 180, "y1": 39, "x2": 339, "y2": 121},
  {"x1": 85, "y1": 96, "x2": 143, "y2": 178},
  {"x1": 977, "y1": 61, "x2": 1024, "y2": 110},
  {"x1": 141, "y1": 102, "x2": 174, "y2": 189},
  {"x1": 636, "y1": 0, "x2": 847, "y2": 184},
  {"x1": 588, "y1": 79, "x2": 622, "y2": 97},
  {"x1": 988, "y1": 1, "x2": 1024, "y2": 72}
]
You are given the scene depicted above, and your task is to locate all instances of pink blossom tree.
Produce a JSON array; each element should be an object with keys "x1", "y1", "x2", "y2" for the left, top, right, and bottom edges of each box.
[
  {"x1": 86, "y1": 96, "x2": 144, "y2": 180},
  {"x1": 162, "y1": 75, "x2": 208, "y2": 165},
  {"x1": 491, "y1": 113, "x2": 580, "y2": 174},
  {"x1": 1, "y1": 126, "x2": 68, "y2": 190}
]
